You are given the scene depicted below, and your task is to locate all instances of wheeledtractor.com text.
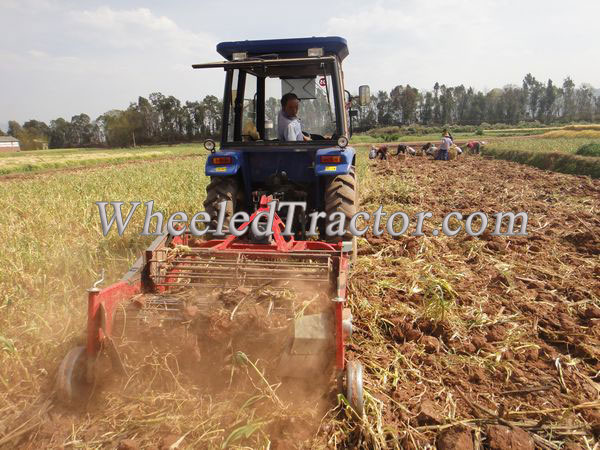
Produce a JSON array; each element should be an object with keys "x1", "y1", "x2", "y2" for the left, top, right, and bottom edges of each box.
[{"x1": 95, "y1": 201, "x2": 529, "y2": 238}]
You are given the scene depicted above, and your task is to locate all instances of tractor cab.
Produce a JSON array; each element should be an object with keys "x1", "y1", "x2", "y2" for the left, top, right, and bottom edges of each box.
[{"x1": 193, "y1": 37, "x2": 369, "y2": 238}]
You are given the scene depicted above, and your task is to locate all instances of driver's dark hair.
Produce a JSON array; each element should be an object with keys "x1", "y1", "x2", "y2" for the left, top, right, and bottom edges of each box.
[{"x1": 281, "y1": 92, "x2": 299, "y2": 107}]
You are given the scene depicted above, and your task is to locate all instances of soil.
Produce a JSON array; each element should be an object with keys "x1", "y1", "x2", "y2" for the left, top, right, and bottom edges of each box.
[
  {"x1": 3, "y1": 154, "x2": 599, "y2": 449},
  {"x1": 338, "y1": 155, "x2": 599, "y2": 448}
]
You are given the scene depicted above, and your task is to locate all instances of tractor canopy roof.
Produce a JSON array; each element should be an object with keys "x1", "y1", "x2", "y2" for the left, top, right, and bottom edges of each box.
[{"x1": 216, "y1": 36, "x2": 348, "y2": 61}]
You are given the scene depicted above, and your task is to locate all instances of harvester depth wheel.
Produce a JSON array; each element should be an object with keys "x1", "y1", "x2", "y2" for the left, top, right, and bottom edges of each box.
[
  {"x1": 203, "y1": 176, "x2": 239, "y2": 235},
  {"x1": 325, "y1": 165, "x2": 358, "y2": 259},
  {"x1": 56, "y1": 346, "x2": 91, "y2": 404},
  {"x1": 346, "y1": 360, "x2": 364, "y2": 416}
]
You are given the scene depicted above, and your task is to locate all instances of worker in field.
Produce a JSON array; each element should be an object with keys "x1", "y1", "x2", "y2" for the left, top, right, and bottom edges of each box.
[
  {"x1": 278, "y1": 93, "x2": 311, "y2": 142},
  {"x1": 422, "y1": 142, "x2": 435, "y2": 156},
  {"x1": 443, "y1": 128, "x2": 454, "y2": 142},
  {"x1": 369, "y1": 145, "x2": 377, "y2": 159},
  {"x1": 395, "y1": 144, "x2": 416, "y2": 156},
  {"x1": 370, "y1": 144, "x2": 388, "y2": 160},
  {"x1": 467, "y1": 140, "x2": 484, "y2": 154},
  {"x1": 436, "y1": 132, "x2": 453, "y2": 161}
]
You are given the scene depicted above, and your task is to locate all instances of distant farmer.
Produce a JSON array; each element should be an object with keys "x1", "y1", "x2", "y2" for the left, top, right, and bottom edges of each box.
[
  {"x1": 422, "y1": 142, "x2": 433, "y2": 156},
  {"x1": 467, "y1": 140, "x2": 484, "y2": 155},
  {"x1": 422, "y1": 142, "x2": 437, "y2": 157},
  {"x1": 395, "y1": 144, "x2": 416, "y2": 156},
  {"x1": 374, "y1": 145, "x2": 388, "y2": 160},
  {"x1": 369, "y1": 145, "x2": 377, "y2": 159},
  {"x1": 436, "y1": 132, "x2": 453, "y2": 161},
  {"x1": 277, "y1": 93, "x2": 311, "y2": 142},
  {"x1": 443, "y1": 128, "x2": 454, "y2": 142},
  {"x1": 395, "y1": 144, "x2": 407, "y2": 155}
]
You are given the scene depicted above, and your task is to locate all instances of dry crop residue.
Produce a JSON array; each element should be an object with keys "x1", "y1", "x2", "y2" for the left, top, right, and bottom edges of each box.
[
  {"x1": 329, "y1": 155, "x2": 599, "y2": 449},
  {"x1": 2, "y1": 155, "x2": 599, "y2": 449}
]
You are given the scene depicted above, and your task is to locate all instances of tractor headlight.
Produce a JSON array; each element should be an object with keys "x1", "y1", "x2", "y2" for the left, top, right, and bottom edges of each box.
[
  {"x1": 337, "y1": 136, "x2": 349, "y2": 149},
  {"x1": 204, "y1": 139, "x2": 216, "y2": 152},
  {"x1": 308, "y1": 47, "x2": 324, "y2": 57},
  {"x1": 232, "y1": 52, "x2": 247, "y2": 61}
]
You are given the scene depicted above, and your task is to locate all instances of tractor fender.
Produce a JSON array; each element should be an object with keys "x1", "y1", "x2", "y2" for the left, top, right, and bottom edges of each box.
[
  {"x1": 205, "y1": 151, "x2": 242, "y2": 176},
  {"x1": 315, "y1": 146, "x2": 356, "y2": 176}
]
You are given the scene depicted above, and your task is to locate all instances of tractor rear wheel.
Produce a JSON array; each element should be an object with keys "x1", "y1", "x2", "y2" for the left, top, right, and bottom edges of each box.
[
  {"x1": 324, "y1": 165, "x2": 358, "y2": 254},
  {"x1": 203, "y1": 177, "x2": 239, "y2": 235}
]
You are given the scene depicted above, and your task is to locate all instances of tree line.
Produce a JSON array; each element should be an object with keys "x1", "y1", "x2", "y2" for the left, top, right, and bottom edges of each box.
[
  {"x1": 2, "y1": 93, "x2": 222, "y2": 150},
  {"x1": 352, "y1": 73, "x2": 600, "y2": 131},
  {"x1": 2, "y1": 73, "x2": 599, "y2": 150}
]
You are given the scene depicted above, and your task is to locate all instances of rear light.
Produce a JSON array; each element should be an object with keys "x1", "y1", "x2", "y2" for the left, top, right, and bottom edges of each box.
[
  {"x1": 212, "y1": 156, "x2": 233, "y2": 164},
  {"x1": 320, "y1": 155, "x2": 342, "y2": 163}
]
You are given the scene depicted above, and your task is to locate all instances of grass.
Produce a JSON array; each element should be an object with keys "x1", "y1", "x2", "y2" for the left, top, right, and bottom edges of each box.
[
  {"x1": 542, "y1": 130, "x2": 600, "y2": 139},
  {"x1": 486, "y1": 137, "x2": 600, "y2": 154},
  {"x1": 0, "y1": 156, "x2": 208, "y2": 413},
  {"x1": 0, "y1": 144, "x2": 203, "y2": 175},
  {"x1": 575, "y1": 142, "x2": 600, "y2": 157},
  {"x1": 483, "y1": 138, "x2": 600, "y2": 178},
  {"x1": 0, "y1": 153, "x2": 357, "y2": 448}
]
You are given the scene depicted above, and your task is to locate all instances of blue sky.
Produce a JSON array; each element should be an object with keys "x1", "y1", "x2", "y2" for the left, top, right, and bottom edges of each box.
[{"x1": 1, "y1": 0, "x2": 598, "y2": 127}]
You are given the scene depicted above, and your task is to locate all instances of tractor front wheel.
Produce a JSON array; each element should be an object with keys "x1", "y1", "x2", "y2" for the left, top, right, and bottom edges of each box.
[{"x1": 203, "y1": 176, "x2": 240, "y2": 235}]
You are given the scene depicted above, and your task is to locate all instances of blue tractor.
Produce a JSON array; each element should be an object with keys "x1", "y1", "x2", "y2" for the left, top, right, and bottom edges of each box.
[{"x1": 193, "y1": 36, "x2": 370, "y2": 243}]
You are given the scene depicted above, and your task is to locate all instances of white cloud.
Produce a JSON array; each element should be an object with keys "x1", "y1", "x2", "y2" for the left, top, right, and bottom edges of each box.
[
  {"x1": 0, "y1": 0, "x2": 58, "y2": 13},
  {"x1": 70, "y1": 6, "x2": 215, "y2": 56},
  {"x1": 2, "y1": 0, "x2": 598, "y2": 124}
]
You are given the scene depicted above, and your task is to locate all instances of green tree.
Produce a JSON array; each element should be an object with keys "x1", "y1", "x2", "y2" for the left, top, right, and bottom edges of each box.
[
  {"x1": 376, "y1": 91, "x2": 393, "y2": 125},
  {"x1": 575, "y1": 84, "x2": 595, "y2": 121},
  {"x1": 420, "y1": 91, "x2": 434, "y2": 125},
  {"x1": 523, "y1": 73, "x2": 543, "y2": 120},
  {"x1": 540, "y1": 79, "x2": 558, "y2": 123},
  {"x1": 399, "y1": 85, "x2": 419, "y2": 124},
  {"x1": 70, "y1": 114, "x2": 93, "y2": 146},
  {"x1": 561, "y1": 77, "x2": 576, "y2": 122},
  {"x1": 49, "y1": 118, "x2": 72, "y2": 148},
  {"x1": 433, "y1": 82, "x2": 441, "y2": 124},
  {"x1": 439, "y1": 85, "x2": 455, "y2": 124},
  {"x1": 7, "y1": 121, "x2": 22, "y2": 138}
]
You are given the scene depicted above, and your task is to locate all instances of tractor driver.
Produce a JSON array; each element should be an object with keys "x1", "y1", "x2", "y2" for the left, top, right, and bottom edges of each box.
[{"x1": 277, "y1": 93, "x2": 311, "y2": 142}]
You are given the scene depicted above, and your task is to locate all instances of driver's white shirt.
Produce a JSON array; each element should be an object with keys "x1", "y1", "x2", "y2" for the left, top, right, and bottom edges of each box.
[{"x1": 277, "y1": 110, "x2": 303, "y2": 141}]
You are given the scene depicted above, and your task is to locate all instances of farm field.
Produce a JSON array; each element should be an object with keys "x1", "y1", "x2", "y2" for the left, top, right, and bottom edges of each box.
[
  {"x1": 485, "y1": 137, "x2": 600, "y2": 154},
  {"x1": 482, "y1": 138, "x2": 600, "y2": 179},
  {"x1": 0, "y1": 152, "x2": 598, "y2": 448},
  {"x1": 0, "y1": 144, "x2": 202, "y2": 176}
]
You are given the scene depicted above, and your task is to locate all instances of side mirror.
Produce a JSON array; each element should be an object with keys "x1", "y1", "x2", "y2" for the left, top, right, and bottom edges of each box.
[{"x1": 358, "y1": 85, "x2": 370, "y2": 107}]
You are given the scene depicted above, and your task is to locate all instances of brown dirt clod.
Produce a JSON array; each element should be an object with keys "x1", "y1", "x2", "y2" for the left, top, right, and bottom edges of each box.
[
  {"x1": 486, "y1": 425, "x2": 534, "y2": 450},
  {"x1": 417, "y1": 400, "x2": 443, "y2": 425},
  {"x1": 117, "y1": 439, "x2": 139, "y2": 450},
  {"x1": 436, "y1": 426, "x2": 474, "y2": 450}
]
